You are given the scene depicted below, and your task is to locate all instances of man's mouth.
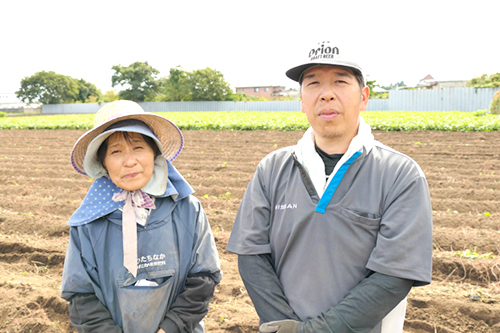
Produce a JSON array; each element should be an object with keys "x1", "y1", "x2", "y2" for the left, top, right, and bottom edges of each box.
[{"x1": 318, "y1": 111, "x2": 339, "y2": 120}]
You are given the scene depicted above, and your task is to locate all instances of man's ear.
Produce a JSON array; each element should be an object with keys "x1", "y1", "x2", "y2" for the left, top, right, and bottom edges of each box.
[{"x1": 360, "y1": 86, "x2": 370, "y2": 111}]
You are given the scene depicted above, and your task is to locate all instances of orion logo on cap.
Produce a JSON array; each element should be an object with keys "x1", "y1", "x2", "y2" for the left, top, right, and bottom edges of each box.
[{"x1": 309, "y1": 41, "x2": 339, "y2": 61}]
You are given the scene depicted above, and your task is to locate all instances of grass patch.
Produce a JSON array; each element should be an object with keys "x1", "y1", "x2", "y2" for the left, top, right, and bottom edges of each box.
[{"x1": 0, "y1": 111, "x2": 499, "y2": 131}]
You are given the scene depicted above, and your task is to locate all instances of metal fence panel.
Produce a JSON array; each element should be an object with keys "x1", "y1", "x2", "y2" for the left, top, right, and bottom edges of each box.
[
  {"x1": 42, "y1": 101, "x2": 303, "y2": 113},
  {"x1": 42, "y1": 103, "x2": 104, "y2": 114},
  {"x1": 366, "y1": 99, "x2": 389, "y2": 111},
  {"x1": 41, "y1": 87, "x2": 498, "y2": 114},
  {"x1": 388, "y1": 87, "x2": 497, "y2": 111}
]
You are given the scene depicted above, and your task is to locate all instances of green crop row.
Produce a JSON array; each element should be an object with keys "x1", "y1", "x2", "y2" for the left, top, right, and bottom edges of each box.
[{"x1": 0, "y1": 110, "x2": 499, "y2": 131}]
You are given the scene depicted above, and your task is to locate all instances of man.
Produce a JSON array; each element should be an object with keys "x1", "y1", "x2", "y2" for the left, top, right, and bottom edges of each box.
[{"x1": 226, "y1": 41, "x2": 433, "y2": 333}]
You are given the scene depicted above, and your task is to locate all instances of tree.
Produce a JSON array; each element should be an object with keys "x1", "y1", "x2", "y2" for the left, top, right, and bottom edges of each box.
[
  {"x1": 111, "y1": 61, "x2": 160, "y2": 102},
  {"x1": 76, "y1": 79, "x2": 102, "y2": 103},
  {"x1": 183, "y1": 67, "x2": 232, "y2": 101},
  {"x1": 467, "y1": 73, "x2": 500, "y2": 88},
  {"x1": 226, "y1": 92, "x2": 267, "y2": 101},
  {"x1": 157, "y1": 66, "x2": 190, "y2": 101},
  {"x1": 380, "y1": 81, "x2": 406, "y2": 90},
  {"x1": 155, "y1": 66, "x2": 233, "y2": 101},
  {"x1": 102, "y1": 90, "x2": 119, "y2": 103},
  {"x1": 16, "y1": 71, "x2": 79, "y2": 104},
  {"x1": 366, "y1": 78, "x2": 388, "y2": 99}
]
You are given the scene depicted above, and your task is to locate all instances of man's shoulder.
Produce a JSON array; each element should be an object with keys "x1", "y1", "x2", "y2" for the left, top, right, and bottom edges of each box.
[
  {"x1": 370, "y1": 141, "x2": 426, "y2": 178},
  {"x1": 258, "y1": 145, "x2": 296, "y2": 167}
]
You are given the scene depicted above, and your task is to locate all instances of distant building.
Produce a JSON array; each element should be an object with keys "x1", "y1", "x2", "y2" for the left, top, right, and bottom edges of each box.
[
  {"x1": 436, "y1": 80, "x2": 467, "y2": 89},
  {"x1": 271, "y1": 89, "x2": 300, "y2": 100},
  {"x1": 0, "y1": 93, "x2": 41, "y2": 112},
  {"x1": 235, "y1": 85, "x2": 287, "y2": 100},
  {"x1": 415, "y1": 74, "x2": 467, "y2": 90},
  {"x1": 416, "y1": 74, "x2": 438, "y2": 89}
]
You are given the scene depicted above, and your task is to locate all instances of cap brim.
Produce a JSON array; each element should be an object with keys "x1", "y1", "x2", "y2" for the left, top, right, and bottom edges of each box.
[
  {"x1": 286, "y1": 64, "x2": 321, "y2": 82},
  {"x1": 286, "y1": 62, "x2": 363, "y2": 82}
]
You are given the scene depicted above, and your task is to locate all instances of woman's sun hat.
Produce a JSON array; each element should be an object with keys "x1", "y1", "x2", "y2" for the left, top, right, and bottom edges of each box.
[{"x1": 71, "y1": 100, "x2": 183, "y2": 177}]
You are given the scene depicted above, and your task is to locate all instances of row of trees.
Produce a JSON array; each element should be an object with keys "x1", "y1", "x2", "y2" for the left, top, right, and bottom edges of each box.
[
  {"x1": 17, "y1": 60, "x2": 498, "y2": 105},
  {"x1": 467, "y1": 73, "x2": 500, "y2": 88},
  {"x1": 16, "y1": 62, "x2": 268, "y2": 104},
  {"x1": 111, "y1": 62, "x2": 237, "y2": 102},
  {"x1": 16, "y1": 71, "x2": 103, "y2": 104}
]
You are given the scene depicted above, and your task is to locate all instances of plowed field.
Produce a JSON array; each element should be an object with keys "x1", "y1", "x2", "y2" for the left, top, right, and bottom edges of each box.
[{"x1": 0, "y1": 129, "x2": 499, "y2": 332}]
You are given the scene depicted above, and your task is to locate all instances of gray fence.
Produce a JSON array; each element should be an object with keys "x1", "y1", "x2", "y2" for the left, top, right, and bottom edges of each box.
[
  {"x1": 385, "y1": 87, "x2": 498, "y2": 112},
  {"x1": 42, "y1": 87, "x2": 498, "y2": 114}
]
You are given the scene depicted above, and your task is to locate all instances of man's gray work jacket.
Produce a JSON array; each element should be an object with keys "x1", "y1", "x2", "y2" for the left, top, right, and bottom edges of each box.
[{"x1": 227, "y1": 131, "x2": 433, "y2": 330}]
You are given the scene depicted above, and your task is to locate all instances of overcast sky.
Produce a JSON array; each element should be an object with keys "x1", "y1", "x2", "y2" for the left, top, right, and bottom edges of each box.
[{"x1": 2, "y1": 0, "x2": 499, "y2": 94}]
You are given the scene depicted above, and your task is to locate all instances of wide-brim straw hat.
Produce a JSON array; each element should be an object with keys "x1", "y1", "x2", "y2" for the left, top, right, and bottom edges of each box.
[{"x1": 71, "y1": 100, "x2": 183, "y2": 176}]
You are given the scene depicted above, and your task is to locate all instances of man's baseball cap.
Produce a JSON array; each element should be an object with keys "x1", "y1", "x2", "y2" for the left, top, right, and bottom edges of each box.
[{"x1": 286, "y1": 40, "x2": 363, "y2": 83}]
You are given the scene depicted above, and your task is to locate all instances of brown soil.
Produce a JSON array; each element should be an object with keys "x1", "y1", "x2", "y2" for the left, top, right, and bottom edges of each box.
[{"x1": 0, "y1": 129, "x2": 499, "y2": 332}]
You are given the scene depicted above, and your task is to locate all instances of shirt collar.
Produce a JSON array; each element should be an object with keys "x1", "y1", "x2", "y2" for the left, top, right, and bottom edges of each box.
[{"x1": 67, "y1": 160, "x2": 193, "y2": 226}]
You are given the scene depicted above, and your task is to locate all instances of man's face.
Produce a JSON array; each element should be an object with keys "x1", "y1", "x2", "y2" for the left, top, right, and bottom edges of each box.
[{"x1": 300, "y1": 65, "x2": 369, "y2": 151}]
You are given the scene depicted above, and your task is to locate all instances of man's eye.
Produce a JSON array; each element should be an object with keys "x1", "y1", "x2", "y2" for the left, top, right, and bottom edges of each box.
[{"x1": 308, "y1": 81, "x2": 319, "y2": 86}]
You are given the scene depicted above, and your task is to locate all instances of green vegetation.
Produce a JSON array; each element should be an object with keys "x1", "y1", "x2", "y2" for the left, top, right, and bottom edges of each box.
[
  {"x1": 0, "y1": 111, "x2": 499, "y2": 131},
  {"x1": 455, "y1": 247, "x2": 495, "y2": 259},
  {"x1": 16, "y1": 71, "x2": 102, "y2": 104},
  {"x1": 489, "y1": 90, "x2": 500, "y2": 115},
  {"x1": 467, "y1": 73, "x2": 500, "y2": 88},
  {"x1": 112, "y1": 61, "x2": 160, "y2": 102},
  {"x1": 155, "y1": 66, "x2": 233, "y2": 102}
]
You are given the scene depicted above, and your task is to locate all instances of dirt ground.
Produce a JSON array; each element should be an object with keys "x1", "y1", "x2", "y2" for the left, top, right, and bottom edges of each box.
[{"x1": 0, "y1": 129, "x2": 499, "y2": 333}]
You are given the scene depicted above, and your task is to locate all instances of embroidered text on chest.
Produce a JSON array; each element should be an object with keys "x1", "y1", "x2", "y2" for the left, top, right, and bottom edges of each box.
[{"x1": 275, "y1": 203, "x2": 298, "y2": 210}]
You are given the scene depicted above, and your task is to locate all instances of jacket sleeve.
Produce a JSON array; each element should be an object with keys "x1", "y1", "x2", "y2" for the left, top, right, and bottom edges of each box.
[
  {"x1": 159, "y1": 274, "x2": 216, "y2": 333},
  {"x1": 69, "y1": 294, "x2": 122, "y2": 333},
  {"x1": 160, "y1": 197, "x2": 221, "y2": 332},
  {"x1": 61, "y1": 226, "x2": 119, "y2": 331},
  {"x1": 239, "y1": 254, "x2": 300, "y2": 323},
  {"x1": 298, "y1": 272, "x2": 413, "y2": 333}
]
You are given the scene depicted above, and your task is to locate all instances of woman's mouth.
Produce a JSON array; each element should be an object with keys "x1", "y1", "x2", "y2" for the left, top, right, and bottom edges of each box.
[{"x1": 124, "y1": 173, "x2": 139, "y2": 178}]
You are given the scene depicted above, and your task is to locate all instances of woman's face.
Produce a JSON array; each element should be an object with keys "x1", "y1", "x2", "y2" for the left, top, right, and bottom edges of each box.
[{"x1": 102, "y1": 132, "x2": 156, "y2": 191}]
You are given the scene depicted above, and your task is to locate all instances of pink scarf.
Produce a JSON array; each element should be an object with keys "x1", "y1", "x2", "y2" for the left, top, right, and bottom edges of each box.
[{"x1": 112, "y1": 190, "x2": 156, "y2": 277}]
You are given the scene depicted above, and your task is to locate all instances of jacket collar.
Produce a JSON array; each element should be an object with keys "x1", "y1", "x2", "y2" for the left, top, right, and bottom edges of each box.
[
  {"x1": 294, "y1": 117, "x2": 374, "y2": 198},
  {"x1": 68, "y1": 160, "x2": 193, "y2": 226}
]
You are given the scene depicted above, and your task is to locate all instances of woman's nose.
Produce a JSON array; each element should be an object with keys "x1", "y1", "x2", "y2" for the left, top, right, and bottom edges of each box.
[{"x1": 123, "y1": 150, "x2": 137, "y2": 167}]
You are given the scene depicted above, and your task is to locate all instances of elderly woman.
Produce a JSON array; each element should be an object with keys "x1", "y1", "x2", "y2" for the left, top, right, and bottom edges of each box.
[{"x1": 61, "y1": 101, "x2": 221, "y2": 333}]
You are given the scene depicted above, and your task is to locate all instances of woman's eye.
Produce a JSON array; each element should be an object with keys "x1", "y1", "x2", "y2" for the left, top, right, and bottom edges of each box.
[{"x1": 110, "y1": 150, "x2": 120, "y2": 154}]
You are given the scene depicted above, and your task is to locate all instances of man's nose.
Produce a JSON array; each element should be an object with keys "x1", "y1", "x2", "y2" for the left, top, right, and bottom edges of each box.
[{"x1": 320, "y1": 85, "x2": 336, "y2": 101}]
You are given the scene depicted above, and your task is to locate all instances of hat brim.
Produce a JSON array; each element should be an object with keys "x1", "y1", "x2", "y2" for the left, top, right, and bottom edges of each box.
[
  {"x1": 71, "y1": 112, "x2": 183, "y2": 176},
  {"x1": 82, "y1": 122, "x2": 165, "y2": 179},
  {"x1": 286, "y1": 62, "x2": 363, "y2": 82}
]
